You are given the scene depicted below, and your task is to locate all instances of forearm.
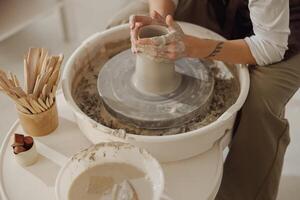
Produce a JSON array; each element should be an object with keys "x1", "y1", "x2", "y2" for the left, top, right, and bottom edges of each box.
[
  {"x1": 149, "y1": 0, "x2": 176, "y2": 17},
  {"x1": 184, "y1": 35, "x2": 257, "y2": 65}
]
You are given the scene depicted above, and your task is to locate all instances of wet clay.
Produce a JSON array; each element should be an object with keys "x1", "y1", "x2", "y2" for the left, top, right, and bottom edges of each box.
[
  {"x1": 73, "y1": 39, "x2": 239, "y2": 136},
  {"x1": 134, "y1": 54, "x2": 182, "y2": 95},
  {"x1": 135, "y1": 25, "x2": 181, "y2": 95}
]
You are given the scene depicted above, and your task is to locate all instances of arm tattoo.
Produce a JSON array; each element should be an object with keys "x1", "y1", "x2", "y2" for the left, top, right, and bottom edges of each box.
[{"x1": 204, "y1": 41, "x2": 224, "y2": 59}]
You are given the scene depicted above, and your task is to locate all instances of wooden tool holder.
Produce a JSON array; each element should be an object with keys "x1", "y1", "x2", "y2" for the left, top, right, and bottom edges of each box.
[
  {"x1": 0, "y1": 48, "x2": 63, "y2": 137},
  {"x1": 17, "y1": 101, "x2": 58, "y2": 136}
]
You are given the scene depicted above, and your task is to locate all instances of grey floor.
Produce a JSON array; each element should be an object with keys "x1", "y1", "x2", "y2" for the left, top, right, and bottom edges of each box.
[{"x1": 0, "y1": 1, "x2": 299, "y2": 199}]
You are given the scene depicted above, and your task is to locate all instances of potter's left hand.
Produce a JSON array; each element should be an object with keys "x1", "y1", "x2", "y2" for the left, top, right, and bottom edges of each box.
[{"x1": 135, "y1": 15, "x2": 187, "y2": 61}]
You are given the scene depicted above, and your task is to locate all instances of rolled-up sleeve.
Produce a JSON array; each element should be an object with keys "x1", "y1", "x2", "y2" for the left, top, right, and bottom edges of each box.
[{"x1": 245, "y1": 0, "x2": 290, "y2": 66}]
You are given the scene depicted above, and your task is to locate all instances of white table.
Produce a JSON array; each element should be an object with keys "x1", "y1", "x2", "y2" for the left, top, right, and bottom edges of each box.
[{"x1": 0, "y1": 92, "x2": 227, "y2": 200}]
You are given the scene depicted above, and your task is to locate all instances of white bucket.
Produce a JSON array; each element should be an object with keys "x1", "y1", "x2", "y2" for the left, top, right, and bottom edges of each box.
[{"x1": 62, "y1": 22, "x2": 250, "y2": 162}]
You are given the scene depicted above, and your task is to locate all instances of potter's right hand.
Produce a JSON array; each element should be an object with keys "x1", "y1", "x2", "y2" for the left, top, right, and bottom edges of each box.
[{"x1": 130, "y1": 11, "x2": 166, "y2": 53}]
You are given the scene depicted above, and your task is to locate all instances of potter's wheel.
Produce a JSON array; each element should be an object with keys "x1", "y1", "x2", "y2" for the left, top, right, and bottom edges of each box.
[{"x1": 98, "y1": 49, "x2": 214, "y2": 129}]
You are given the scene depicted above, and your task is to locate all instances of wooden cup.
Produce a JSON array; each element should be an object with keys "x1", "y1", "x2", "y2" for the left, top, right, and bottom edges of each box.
[{"x1": 17, "y1": 102, "x2": 59, "y2": 137}]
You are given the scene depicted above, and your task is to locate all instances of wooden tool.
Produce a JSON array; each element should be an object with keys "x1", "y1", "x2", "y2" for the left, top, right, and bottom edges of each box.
[
  {"x1": 0, "y1": 48, "x2": 62, "y2": 136},
  {"x1": 0, "y1": 48, "x2": 64, "y2": 114}
]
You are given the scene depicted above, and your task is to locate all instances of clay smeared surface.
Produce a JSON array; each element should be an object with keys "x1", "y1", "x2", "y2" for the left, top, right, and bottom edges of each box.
[
  {"x1": 73, "y1": 39, "x2": 239, "y2": 136},
  {"x1": 68, "y1": 162, "x2": 152, "y2": 200}
]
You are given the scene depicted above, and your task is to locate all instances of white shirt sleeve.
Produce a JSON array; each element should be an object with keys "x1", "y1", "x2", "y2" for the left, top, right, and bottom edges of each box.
[{"x1": 245, "y1": 0, "x2": 290, "y2": 66}]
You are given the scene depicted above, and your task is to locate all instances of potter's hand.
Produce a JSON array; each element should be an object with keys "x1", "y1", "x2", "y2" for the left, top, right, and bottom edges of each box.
[
  {"x1": 135, "y1": 15, "x2": 186, "y2": 61},
  {"x1": 130, "y1": 11, "x2": 166, "y2": 53}
]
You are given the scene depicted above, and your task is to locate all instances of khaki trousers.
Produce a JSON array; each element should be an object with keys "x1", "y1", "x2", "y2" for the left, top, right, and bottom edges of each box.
[
  {"x1": 174, "y1": 1, "x2": 300, "y2": 199},
  {"x1": 215, "y1": 54, "x2": 300, "y2": 200}
]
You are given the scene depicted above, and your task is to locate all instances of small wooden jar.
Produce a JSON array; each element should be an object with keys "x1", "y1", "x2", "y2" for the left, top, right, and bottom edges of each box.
[{"x1": 17, "y1": 102, "x2": 59, "y2": 137}]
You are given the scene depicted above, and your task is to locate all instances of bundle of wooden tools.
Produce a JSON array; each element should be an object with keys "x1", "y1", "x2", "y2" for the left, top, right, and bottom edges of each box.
[{"x1": 0, "y1": 48, "x2": 63, "y2": 114}]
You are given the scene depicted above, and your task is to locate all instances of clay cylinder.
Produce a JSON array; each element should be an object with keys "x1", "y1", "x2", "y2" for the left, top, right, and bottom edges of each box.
[
  {"x1": 133, "y1": 25, "x2": 181, "y2": 95},
  {"x1": 17, "y1": 102, "x2": 58, "y2": 137}
]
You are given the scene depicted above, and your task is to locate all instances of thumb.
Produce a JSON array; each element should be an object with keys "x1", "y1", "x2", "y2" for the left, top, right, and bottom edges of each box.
[
  {"x1": 166, "y1": 15, "x2": 175, "y2": 30},
  {"x1": 151, "y1": 10, "x2": 165, "y2": 23},
  {"x1": 166, "y1": 15, "x2": 183, "y2": 34}
]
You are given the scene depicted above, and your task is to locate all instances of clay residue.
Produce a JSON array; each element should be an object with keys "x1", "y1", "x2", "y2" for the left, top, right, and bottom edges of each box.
[
  {"x1": 72, "y1": 142, "x2": 134, "y2": 162},
  {"x1": 68, "y1": 163, "x2": 149, "y2": 200},
  {"x1": 73, "y1": 40, "x2": 239, "y2": 136}
]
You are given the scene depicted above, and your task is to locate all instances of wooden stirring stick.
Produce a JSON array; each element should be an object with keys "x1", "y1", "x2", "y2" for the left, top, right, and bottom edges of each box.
[{"x1": 0, "y1": 48, "x2": 64, "y2": 115}]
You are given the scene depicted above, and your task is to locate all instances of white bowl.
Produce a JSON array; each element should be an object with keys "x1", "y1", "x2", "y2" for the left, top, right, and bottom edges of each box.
[
  {"x1": 13, "y1": 142, "x2": 38, "y2": 167},
  {"x1": 62, "y1": 22, "x2": 250, "y2": 162},
  {"x1": 55, "y1": 142, "x2": 164, "y2": 200}
]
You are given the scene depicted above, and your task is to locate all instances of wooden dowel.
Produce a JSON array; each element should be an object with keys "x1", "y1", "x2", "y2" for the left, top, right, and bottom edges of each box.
[
  {"x1": 52, "y1": 85, "x2": 57, "y2": 95},
  {"x1": 13, "y1": 74, "x2": 20, "y2": 87},
  {"x1": 46, "y1": 97, "x2": 50, "y2": 108},
  {"x1": 19, "y1": 97, "x2": 37, "y2": 114},
  {"x1": 41, "y1": 84, "x2": 50, "y2": 101},
  {"x1": 8, "y1": 72, "x2": 16, "y2": 87},
  {"x1": 4, "y1": 91, "x2": 20, "y2": 103},
  {"x1": 28, "y1": 97, "x2": 41, "y2": 113},
  {"x1": 38, "y1": 98, "x2": 48, "y2": 110},
  {"x1": 0, "y1": 77, "x2": 9, "y2": 90},
  {"x1": 9, "y1": 87, "x2": 26, "y2": 98},
  {"x1": 47, "y1": 69, "x2": 59, "y2": 90},
  {"x1": 30, "y1": 97, "x2": 45, "y2": 113},
  {"x1": 0, "y1": 49, "x2": 64, "y2": 116},
  {"x1": 33, "y1": 74, "x2": 41, "y2": 98},
  {"x1": 49, "y1": 93, "x2": 54, "y2": 106},
  {"x1": 0, "y1": 73, "x2": 13, "y2": 89},
  {"x1": 24, "y1": 57, "x2": 29, "y2": 93},
  {"x1": 16, "y1": 104, "x2": 31, "y2": 114}
]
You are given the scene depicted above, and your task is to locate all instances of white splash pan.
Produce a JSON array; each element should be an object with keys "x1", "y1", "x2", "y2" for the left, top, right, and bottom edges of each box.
[{"x1": 62, "y1": 22, "x2": 250, "y2": 162}]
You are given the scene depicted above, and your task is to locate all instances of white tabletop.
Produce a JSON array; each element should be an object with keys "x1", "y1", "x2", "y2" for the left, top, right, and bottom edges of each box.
[{"x1": 0, "y1": 92, "x2": 225, "y2": 200}]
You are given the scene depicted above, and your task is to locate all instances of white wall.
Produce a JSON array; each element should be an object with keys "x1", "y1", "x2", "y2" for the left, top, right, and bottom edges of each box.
[{"x1": 64, "y1": 0, "x2": 133, "y2": 43}]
